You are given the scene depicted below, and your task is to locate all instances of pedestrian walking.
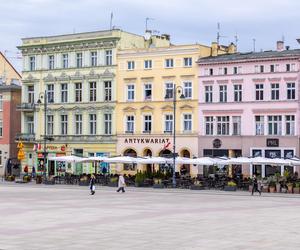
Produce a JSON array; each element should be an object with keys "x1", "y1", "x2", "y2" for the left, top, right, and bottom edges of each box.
[
  {"x1": 89, "y1": 174, "x2": 96, "y2": 195},
  {"x1": 116, "y1": 174, "x2": 126, "y2": 193},
  {"x1": 251, "y1": 174, "x2": 261, "y2": 196}
]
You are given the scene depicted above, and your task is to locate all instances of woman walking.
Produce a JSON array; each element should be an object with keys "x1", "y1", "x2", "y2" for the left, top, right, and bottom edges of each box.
[
  {"x1": 89, "y1": 174, "x2": 96, "y2": 195},
  {"x1": 251, "y1": 175, "x2": 261, "y2": 196},
  {"x1": 116, "y1": 174, "x2": 126, "y2": 193}
]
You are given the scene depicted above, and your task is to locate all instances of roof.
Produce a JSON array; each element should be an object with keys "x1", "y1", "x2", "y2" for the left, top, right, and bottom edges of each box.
[
  {"x1": 197, "y1": 49, "x2": 300, "y2": 64},
  {"x1": 0, "y1": 83, "x2": 21, "y2": 91},
  {"x1": 0, "y1": 52, "x2": 21, "y2": 79}
]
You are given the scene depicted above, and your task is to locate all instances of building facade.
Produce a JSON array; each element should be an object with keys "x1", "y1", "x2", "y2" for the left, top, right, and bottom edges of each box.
[
  {"x1": 17, "y1": 29, "x2": 159, "y2": 176},
  {"x1": 0, "y1": 52, "x2": 21, "y2": 176},
  {"x1": 197, "y1": 41, "x2": 300, "y2": 177}
]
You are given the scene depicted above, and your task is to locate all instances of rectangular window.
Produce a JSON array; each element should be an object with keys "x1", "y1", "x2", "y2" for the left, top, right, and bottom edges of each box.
[
  {"x1": 127, "y1": 85, "x2": 135, "y2": 101},
  {"x1": 144, "y1": 84, "x2": 152, "y2": 100},
  {"x1": 164, "y1": 114, "x2": 173, "y2": 133},
  {"x1": 75, "y1": 114, "x2": 82, "y2": 135},
  {"x1": 287, "y1": 83, "x2": 295, "y2": 100},
  {"x1": 61, "y1": 115, "x2": 68, "y2": 135},
  {"x1": 47, "y1": 84, "x2": 54, "y2": 103},
  {"x1": 90, "y1": 51, "x2": 97, "y2": 66},
  {"x1": 285, "y1": 115, "x2": 295, "y2": 135},
  {"x1": 27, "y1": 116, "x2": 34, "y2": 134},
  {"x1": 234, "y1": 84, "x2": 242, "y2": 102},
  {"x1": 291, "y1": 63, "x2": 296, "y2": 71},
  {"x1": 183, "y1": 81, "x2": 192, "y2": 99},
  {"x1": 62, "y1": 54, "x2": 68, "y2": 69},
  {"x1": 255, "y1": 84, "x2": 264, "y2": 101},
  {"x1": 255, "y1": 116, "x2": 264, "y2": 135},
  {"x1": 47, "y1": 115, "x2": 53, "y2": 135},
  {"x1": 76, "y1": 53, "x2": 83, "y2": 68},
  {"x1": 271, "y1": 83, "x2": 280, "y2": 100},
  {"x1": 29, "y1": 56, "x2": 36, "y2": 71},
  {"x1": 183, "y1": 57, "x2": 192, "y2": 67},
  {"x1": 270, "y1": 64, "x2": 275, "y2": 72},
  {"x1": 232, "y1": 116, "x2": 241, "y2": 135},
  {"x1": 104, "y1": 81, "x2": 112, "y2": 101},
  {"x1": 28, "y1": 85, "x2": 34, "y2": 103},
  {"x1": 0, "y1": 95, "x2": 2, "y2": 110},
  {"x1": 286, "y1": 64, "x2": 291, "y2": 72},
  {"x1": 126, "y1": 116, "x2": 134, "y2": 133},
  {"x1": 48, "y1": 55, "x2": 54, "y2": 70},
  {"x1": 104, "y1": 113, "x2": 112, "y2": 135},
  {"x1": 89, "y1": 114, "x2": 97, "y2": 135},
  {"x1": 165, "y1": 82, "x2": 174, "y2": 99},
  {"x1": 0, "y1": 119, "x2": 2, "y2": 136},
  {"x1": 260, "y1": 65, "x2": 264, "y2": 73},
  {"x1": 219, "y1": 85, "x2": 227, "y2": 102},
  {"x1": 205, "y1": 85, "x2": 213, "y2": 103},
  {"x1": 233, "y1": 66, "x2": 238, "y2": 74},
  {"x1": 209, "y1": 68, "x2": 213, "y2": 75},
  {"x1": 89, "y1": 82, "x2": 97, "y2": 102},
  {"x1": 217, "y1": 116, "x2": 229, "y2": 135},
  {"x1": 144, "y1": 60, "x2": 152, "y2": 69},
  {"x1": 75, "y1": 83, "x2": 82, "y2": 102},
  {"x1": 105, "y1": 50, "x2": 112, "y2": 65},
  {"x1": 61, "y1": 83, "x2": 68, "y2": 103},
  {"x1": 268, "y1": 115, "x2": 282, "y2": 135},
  {"x1": 165, "y1": 59, "x2": 174, "y2": 68},
  {"x1": 224, "y1": 67, "x2": 228, "y2": 75},
  {"x1": 127, "y1": 61, "x2": 135, "y2": 70},
  {"x1": 183, "y1": 114, "x2": 192, "y2": 132},
  {"x1": 205, "y1": 116, "x2": 214, "y2": 135},
  {"x1": 144, "y1": 115, "x2": 152, "y2": 133}
]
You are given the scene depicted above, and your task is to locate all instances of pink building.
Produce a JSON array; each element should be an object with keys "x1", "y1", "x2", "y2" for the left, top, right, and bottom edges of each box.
[{"x1": 197, "y1": 41, "x2": 300, "y2": 178}]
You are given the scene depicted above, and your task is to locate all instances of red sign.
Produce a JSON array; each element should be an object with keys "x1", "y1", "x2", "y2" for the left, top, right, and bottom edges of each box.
[{"x1": 61, "y1": 145, "x2": 66, "y2": 152}]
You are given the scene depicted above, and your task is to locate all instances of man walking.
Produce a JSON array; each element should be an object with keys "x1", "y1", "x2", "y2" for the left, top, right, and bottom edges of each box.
[
  {"x1": 251, "y1": 174, "x2": 261, "y2": 196},
  {"x1": 116, "y1": 174, "x2": 126, "y2": 193},
  {"x1": 89, "y1": 174, "x2": 96, "y2": 195}
]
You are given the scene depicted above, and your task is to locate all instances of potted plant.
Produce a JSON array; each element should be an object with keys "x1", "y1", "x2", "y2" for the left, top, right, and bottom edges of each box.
[
  {"x1": 274, "y1": 173, "x2": 281, "y2": 193},
  {"x1": 224, "y1": 181, "x2": 237, "y2": 191},
  {"x1": 269, "y1": 180, "x2": 276, "y2": 193},
  {"x1": 23, "y1": 175, "x2": 31, "y2": 183},
  {"x1": 293, "y1": 182, "x2": 300, "y2": 194},
  {"x1": 135, "y1": 172, "x2": 145, "y2": 187},
  {"x1": 108, "y1": 176, "x2": 118, "y2": 187},
  {"x1": 287, "y1": 182, "x2": 294, "y2": 193}
]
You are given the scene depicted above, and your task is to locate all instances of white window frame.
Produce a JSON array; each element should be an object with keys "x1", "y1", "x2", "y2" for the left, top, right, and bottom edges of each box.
[
  {"x1": 183, "y1": 113, "x2": 192, "y2": 132},
  {"x1": 205, "y1": 85, "x2": 213, "y2": 103},
  {"x1": 183, "y1": 81, "x2": 192, "y2": 99},
  {"x1": 219, "y1": 85, "x2": 227, "y2": 103},
  {"x1": 287, "y1": 82, "x2": 295, "y2": 100},
  {"x1": 217, "y1": 116, "x2": 230, "y2": 135},
  {"x1": 144, "y1": 83, "x2": 152, "y2": 100},
  {"x1": 47, "y1": 115, "x2": 54, "y2": 135},
  {"x1": 144, "y1": 60, "x2": 152, "y2": 69},
  {"x1": 165, "y1": 58, "x2": 174, "y2": 68},
  {"x1": 183, "y1": 57, "x2": 192, "y2": 67},
  {"x1": 29, "y1": 56, "x2": 36, "y2": 71},
  {"x1": 165, "y1": 82, "x2": 174, "y2": 99},
  {"x1": 89, "y1": 114, "x2": 97, "y2": 135},
  {"x1": 205, "y1": 116, "x2": 214, "y2": 135},
  {"x1": 127, "y1": 61, "x2": 135, "y2": 70},
  {"x1": 105, "y1": 50, "x2": 112, "y2": 65},
  {"x1": 75, "y1": 114, "x2": 83, "y2": 135},
  {"x1": 47, "y1": 84, "x2": 54, "y2": 103},
  {"x1": 285, "y1": 115, "x2": 295, "y2": 135},
  {"x1": 61, "y1": 115, "x2": 68, "y2": 135},
  {"x1": 75, "y1": 82, "x2": 82, "y2": 102},
  {"x1": 48, "y1": 55, "x2": 54, "y2": 70},
  {"x1": 232, "y1": 116, "x2": 241, "y2": 135},
  {"x1": 127, "y1": 84, "x2": 135, "y2": 101},
  {"x1": 268, "y1": 115, "x2": 282, "y2": 135},
  {"x1": 62, "y1": 54, "x2": 68, "y2": 69},
  {"x1": 90, "y1": 51, "x2": 97, "y2": 67},
  {"x1": 89, "y1": 82, "x2": 97, "y2": 102},
  {"x1": 126, "y1": 115, "x2": 135, "y2": 133},
  {"x1": 143, "y1": 115, "x2": 152, "y2": 133},
  {"x1": 61, "y1": 83, "x2": 68, "y2": 103},
  {"x1": 271, "y1": 83, "x2": 280, "y2": 100},
  {"x1": 104, "y1": 81, "x2": 112, "y2": 101},
  {"x1": 76, "y1": 52, "x2": 83, "y2": 68},
  {"x1": 104, "y1": 113, "x2": 112, "y2": 135},
  {"x1": 255, "y1": 116, "x2": 264, "y2": 135},
  {"x1": 164, "y1": 114, "x2": 173, "y2": 133}
]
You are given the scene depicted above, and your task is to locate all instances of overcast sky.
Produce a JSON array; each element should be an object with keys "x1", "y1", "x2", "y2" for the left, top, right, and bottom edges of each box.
[{"x1": 1, "y1": 0, "x2": 300, "y2": 72}]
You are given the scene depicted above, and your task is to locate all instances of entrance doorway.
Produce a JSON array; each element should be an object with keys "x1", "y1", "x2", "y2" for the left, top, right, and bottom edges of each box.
[
  {"x1": 143, "y1": 149, "x2": 153, "y2": 173},
  {"x1": 180, "y1": 149, "x2": 190, "y2": 175},
  {"x1": 123, "y1": 148, "x2": 137, "y2": 171},
  {"x1": 48, "y1": 161, "x2": 55, "y2": 176}
]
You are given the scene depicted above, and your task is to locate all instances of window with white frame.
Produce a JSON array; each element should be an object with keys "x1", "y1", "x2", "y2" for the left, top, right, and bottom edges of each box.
[
  {"x1": 287, "y1": 83, "x2": 295, "y2": 100},
  {"x1": 165, "y1": 82, "x2": 174, "y2": 99},
  {"x1": 268, "y1": 115, "x2": 282, "y2": 135},
  {"x1": 75, "y1": 114, "x2": 82, "y2": 135},
  {"x1": 127, "y1": 61, "x2": 135, "y2": 70},
  {"x1": 47, "y1": 84, "x2": 54, "y2": 103},
  {"x1": 127, "y1": 84, "x2": 135, "y2": 101},
  {"x1": 205, "y1": 116, "x2": 214, "y2": 135},
  {"x1": 75, "y1": 83, "x2": 82, "y2": 102},
  {"x1": 61, "y1": 83, "x2": 68, "y2": 103},
  {"x1": 47, "y1": 115, "x2": 53, "y2": 135},
  {"x1": 260, "y1": 65, "x2": 264, "y2": 73},
  {"x1": 76, "y1": 53, "x2": 83, "y2": 68},
  {"x1": 234, "y1": 85, "x2": 242, "y2": 102},
  {"x1": 232, "y1": 116, "x2": 241, "y2": 135},
  {"x1": 165, "y1": 58, "x2": 174, "y2": 68},
  {"x1": 61, "y1": 115, "x2": 68, "y2": 135},
  {"x1": 104, "y1": 81, "x2": 112, "y2": 101},
  {"x1": 104, "y1": 113, "x2": 112, "y2": 135},
  {"x1": 183, "y1": 57, "x2": 192, "y2": 67},
  {"x1": 62, "y1": 54, "x2": 68, "y2": 69},
  {"x1": 205, "y1": 85, "x2": 213, "y2": 103},
  {"x1": 285, "y1": 115, "x2": 295, "y2": 135},
  {"x1": 219, "y1": 85, "x2": 227, "y2": 102},
  {"x1": 217, "y1": 116, "x2": 229, "y2": 135},
  {"x1": 28, "y1": 85, "x2": 34, "y2": 103},
  {"x1": 144, "y1": 60, "x2": 152, "y2": 69},
  {"x1": 105, "y1": 50, "x2": 112, "y2": 65},
  {"x1": 164, "y1": 114, "x2": 173, "y2": 133},
  {"x1": 48, "y1": 55, "x2": 54, "y2": 70},
  {"x1": 0, "y1": 95, "x2": 2, "y2": 110},
  {"x1": 144, "y1": 83, "x2": 152, "y2": 100},
  {"x1": 90, "y1": 51, "x2": 97, "y2": 66},
  {"x1": 144, "y1": 115, "x2": 152, "y2": 133},
  {"x1": 271, "y1": 83, "x2": 279, "y2": 100},
  {"x1": 183, "y1": 81, "x2": 192, "y2": 99},
  {"x1": 255, "y1": 84, "x2": 264, "y2": 101},
  {"x1": 89, "y1": 114, "x2": 97, "y2": 135},
  {"x1": 29, "y1": 56, "x2": 35, "y2": 71},
  {"x1": 183, "y1": 114, "x2": 192, "y2": 132},
  {"x1": 0, "y1": 119, "x2": 2, "y2": 136},
  {"x1": 126, "y1": 115, "x2": 134, "y2": 133},
  {"x1": 89, "y1": 82, "x2": 97, "y2": 102},
  {"x1": 27, "y1": 116, "x2": 34, "y2": 134},
  {"x1": 255, "y1": 116, "x2": 264, "y2": 135}
]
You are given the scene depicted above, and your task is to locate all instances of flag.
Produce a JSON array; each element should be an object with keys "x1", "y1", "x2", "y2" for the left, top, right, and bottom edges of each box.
[{"x1": 163, "y1": 142, "x2": 171, "y2": 150}]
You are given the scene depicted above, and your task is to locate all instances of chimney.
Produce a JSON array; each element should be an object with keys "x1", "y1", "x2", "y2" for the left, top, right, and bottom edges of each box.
[
  {"x1": 211, "y1": 42, "x2": 218, "y2": 57},
  {"x1": 276, "y1": 41, "x2": 284, "y2": 51},
  {"x1": 228, "y1": 42, "x2": 236, "y2": 54}
]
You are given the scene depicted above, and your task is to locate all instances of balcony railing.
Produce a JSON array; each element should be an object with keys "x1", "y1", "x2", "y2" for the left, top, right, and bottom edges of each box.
[
  {"x1": 15, "y1": 133, "x2": 36, "y2": 142},
  {"x1": 16, "y1": 103, "x2": 36, "y2": 112}
]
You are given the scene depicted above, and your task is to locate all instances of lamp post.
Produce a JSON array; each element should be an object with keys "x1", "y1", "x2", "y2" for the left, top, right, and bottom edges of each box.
[
  {"x1": 37, "y1": 90, "x2": 47, "y2": 180},
  {"x1": 170, "y1": 84, "x2": 185, "y2": 188}
]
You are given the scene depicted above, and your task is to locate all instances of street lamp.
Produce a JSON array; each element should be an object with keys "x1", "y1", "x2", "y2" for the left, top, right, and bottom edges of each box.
[
  {"x1": 165, "y1": 84, "x2": 185, "y2": 188},
  {"x1": 37, "y1": 90, "x2": 47, "y2": 180}
]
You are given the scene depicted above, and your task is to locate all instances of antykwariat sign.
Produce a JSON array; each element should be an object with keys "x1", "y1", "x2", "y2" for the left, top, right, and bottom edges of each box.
[{"x1": 124, "y1": 138, "x2": 170, "y2": 144}]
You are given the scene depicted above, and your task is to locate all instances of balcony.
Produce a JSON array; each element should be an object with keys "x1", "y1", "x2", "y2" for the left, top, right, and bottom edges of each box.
[
  {"x1": 15, "y1": 133, "x2": 36, "y2": 142},
  {"x1": 50, "y1": 134, "x2": 117, "y2": 143},
  {"x1": 16, "y1": 103, "x2": 36, "y2": 112}
]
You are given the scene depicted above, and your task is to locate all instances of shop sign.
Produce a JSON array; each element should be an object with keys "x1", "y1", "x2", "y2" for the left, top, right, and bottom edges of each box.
[
  {"x1": 124, "y1": 138, "x2": 170, "y2": 144},
  {"x1": 284, "y1": 150, "x2": 294, "y2": 158},
  {"x1": 265, "y1": 150, "x2": 281, "y2": 159},
  {"x1": 266, "y1": 139, "x2": 279, "y2": 147},
  {"x1": 213, "y1": 139, "x2": 222, "y2": 149},
  {"x1": 252, "y1": 149, "x2": 262, "y2": 157}
]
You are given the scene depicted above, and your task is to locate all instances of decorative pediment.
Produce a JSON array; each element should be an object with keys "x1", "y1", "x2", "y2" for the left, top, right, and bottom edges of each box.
[
  {"x1": 284, "y1": 77, "x2": 297, "y2": 81},
  {"x1": 71, "y1": 106, "x2": 82, "y2": 113},
  {"x1": 100, "y1": 105, "x2": 114, "y2": 112},
  {"x1": 268, "y1": 77, "x2": 281, "y2": 82},
  {"x1": 86, "y1": 106, "x2": 97, "y2": 112},
  {"x1": 23, "y1": 74, "x2": 38, "y2": 83},
  {"x1": 252, "y1": 78, "x2": 265, "y2": 83},
  {"x1": 216, "y1": 80, "x2": 229, "y2": 84},
  {"x1": 57, "y1": 106, "x2": 66, "y2": 113},
  {"x1": 231, "y1": 79, "x2": 243, "y2": 84},
  {"x1": 101, "y1": 69, "x2": 115, "y2": 78},
  {"x1": 56, "y1": 72, "x2": 70, "y2": 81},
  {"x1": 123, "y1": 106, "x2": 137, "y2": 112},
  {"x1": 140, "y1": 105, "x2": 154, "y2": 111},
  {"x1": 86, "y1": 69, "x2": 99, "y2": 80},
  {"x1": 70, "y1": 71, "x2": 83, "y2": 80},
  {"x1": 161, "y1": 105, "x2": 173, "y2": 111},
  {"x1": 179, "y1": 104, "x2": 194, "y2": 110},
  {"x1": 43, "y1": 73, "x2": 55, "y2": 82}
]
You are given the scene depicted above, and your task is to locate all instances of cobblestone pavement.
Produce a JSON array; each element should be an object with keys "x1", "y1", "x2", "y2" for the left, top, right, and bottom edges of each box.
[{"x1": 0, "y1": 183, "x2": 300, "y2": 250}]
